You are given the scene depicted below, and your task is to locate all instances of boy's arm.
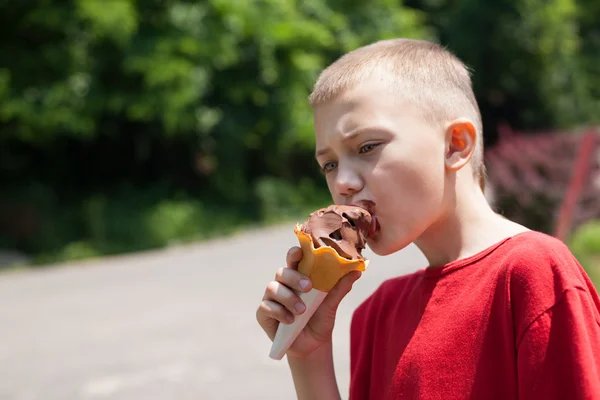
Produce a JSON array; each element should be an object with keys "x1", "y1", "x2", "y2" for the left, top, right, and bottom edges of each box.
[
  {"x1": 288, "y1": 342, "x2": 341, "y2": 400},
  {"x1": 517, "y1": 287, "x2": 600, "y2": 399}
]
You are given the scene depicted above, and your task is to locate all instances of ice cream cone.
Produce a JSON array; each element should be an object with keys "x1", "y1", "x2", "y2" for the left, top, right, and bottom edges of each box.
[
  {"x1": 294, "y1": 224, "x2": 369, "y2": 291},
  {"x1": 268, "y1": 224, "x2": 369, "y2": 360}
]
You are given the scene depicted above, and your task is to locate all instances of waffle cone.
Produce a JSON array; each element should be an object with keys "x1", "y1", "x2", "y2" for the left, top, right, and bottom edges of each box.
[{"x1": 294, "y1": 224, "x2": 368, "y2": 292}]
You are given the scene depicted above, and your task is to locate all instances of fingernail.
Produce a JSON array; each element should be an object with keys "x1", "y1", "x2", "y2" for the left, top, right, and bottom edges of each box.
[
  {"x1": 299, "y1": 279, "x2": 310, "y2": 290},
  {"x1": 295, "y1": 303, "x2": 305, "y2": 313}
]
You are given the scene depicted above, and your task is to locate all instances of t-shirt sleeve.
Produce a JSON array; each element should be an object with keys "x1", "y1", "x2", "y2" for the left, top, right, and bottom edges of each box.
[
  {"x1": 508, "y1": 234, "x2": 600, "y2": 399},
  {"x1": 517, "y1": 287, "x2": 600, "y2": 399}
]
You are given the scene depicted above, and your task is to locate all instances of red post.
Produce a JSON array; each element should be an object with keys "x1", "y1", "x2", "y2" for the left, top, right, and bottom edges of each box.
[{"x1": 554, "y1": 128, "x2": 598, "y2": 241}]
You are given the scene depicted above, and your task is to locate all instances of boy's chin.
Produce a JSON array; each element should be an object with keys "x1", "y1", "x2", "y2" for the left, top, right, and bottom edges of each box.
[{"x1": 367, "y1": 237, "x2": 409, "y2": 256}]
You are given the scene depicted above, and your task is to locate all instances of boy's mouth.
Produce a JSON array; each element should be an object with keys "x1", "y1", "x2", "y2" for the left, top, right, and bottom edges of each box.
[
  {"x1": 368, "y1": 216, "x2": 378, "y2": 238},
  {"x1": 349, "y1": 200, "x2": 379, "y2": 238}
]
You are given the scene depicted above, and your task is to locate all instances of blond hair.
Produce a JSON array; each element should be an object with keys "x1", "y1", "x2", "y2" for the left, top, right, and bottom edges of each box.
[{"x1": 309, "y1": 38, "x2": 486, "y2": 190}]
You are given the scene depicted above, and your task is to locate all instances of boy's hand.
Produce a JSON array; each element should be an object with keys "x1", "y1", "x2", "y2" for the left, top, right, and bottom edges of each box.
[{"x1": 256, "y1": 246, "x2": 362, "y2": 359}]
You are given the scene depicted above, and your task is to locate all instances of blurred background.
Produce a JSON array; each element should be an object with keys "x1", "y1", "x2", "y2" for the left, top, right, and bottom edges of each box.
[{"x1": 0, "y1": 1, "x2": 599, "y2": 399}]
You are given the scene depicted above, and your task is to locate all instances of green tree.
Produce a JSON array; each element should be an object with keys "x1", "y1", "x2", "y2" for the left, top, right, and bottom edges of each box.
[
  {"x1": 0, "y1": 0, "x2": 428, "y2": 260},
  {"x1": 410, "y1": 0, "x2": 599, "y2": 137}
]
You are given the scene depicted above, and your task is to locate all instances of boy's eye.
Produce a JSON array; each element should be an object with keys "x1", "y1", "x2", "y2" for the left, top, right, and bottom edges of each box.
[
  {"x1": 321, "y1": 161, "x2": 337, "y2": 174},
  {"x1": 359, "y1": 143, "x2": 379, "y2": 154}
]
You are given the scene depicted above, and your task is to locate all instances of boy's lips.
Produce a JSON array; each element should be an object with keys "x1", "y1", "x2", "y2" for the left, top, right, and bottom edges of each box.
[
  {"x1": 368, "y1": 216, "x2": 378, "y2": 238},
  {"x1": 349, "y1": 200, "x2": 379, "y2": 238}
]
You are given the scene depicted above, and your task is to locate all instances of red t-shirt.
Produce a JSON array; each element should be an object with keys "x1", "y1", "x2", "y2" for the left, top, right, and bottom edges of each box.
[{"x1": 349, "y1": 231, "x2": 600, "y2": 399}]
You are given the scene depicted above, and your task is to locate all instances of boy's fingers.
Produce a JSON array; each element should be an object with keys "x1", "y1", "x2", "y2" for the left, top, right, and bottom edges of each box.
[
  {"x1": 322, "y1": 270, "x2": 362, "y2": 311},
  {"x1": 275, "y1": 267, "x2": 312, "y2": 293},
  {"x1": 263, "y1": 281, "x2": 307, "y2": 316},
  {"x1": 286, "y1": 246, "x2": 303, "y2": 270},
  {"x1": 257, "y1": 299, "x2": 295, "y2": 340}
]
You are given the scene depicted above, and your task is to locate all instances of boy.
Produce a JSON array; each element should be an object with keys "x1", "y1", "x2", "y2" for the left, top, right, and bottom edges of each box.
[{"x1": 256, "y1": 38, "x2": 600, "y2": 399}]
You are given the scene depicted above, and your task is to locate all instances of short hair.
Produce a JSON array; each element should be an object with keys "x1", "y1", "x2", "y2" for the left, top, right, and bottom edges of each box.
[{"x1": 309, "y1": 38, "x2": 486, "y2": 190}]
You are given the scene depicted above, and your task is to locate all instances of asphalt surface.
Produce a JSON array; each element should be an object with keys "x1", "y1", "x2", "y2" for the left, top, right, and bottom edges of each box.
[{"x1": 0, "y1": 224, "x2": 427, "y2": 400}]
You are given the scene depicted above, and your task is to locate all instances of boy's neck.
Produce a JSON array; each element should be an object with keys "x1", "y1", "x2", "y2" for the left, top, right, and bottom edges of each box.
[{"x1": 415, "y1": 180, "x2": 529, "y2": 268}]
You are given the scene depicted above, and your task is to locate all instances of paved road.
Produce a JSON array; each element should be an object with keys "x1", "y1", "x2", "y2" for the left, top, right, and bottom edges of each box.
[{"x1": 0, "y1": 224, "x2": 427, "y2": 400}]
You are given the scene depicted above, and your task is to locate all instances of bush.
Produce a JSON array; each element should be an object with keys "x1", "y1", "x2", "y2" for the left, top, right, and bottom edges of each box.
[
  {"x1": 57, "y1": 241, "x2": 102, "y2": 263},
  {"x1": 568, "y1": 220, "x2": 600, "y2": 290},
  {"x1": 2, "y1": 177, "x2": 337, "y2": 266},
  {"x1": 1, "y1": 185, "x2": 253, "y2": 265},
  {"x1": 255, "y1": 176, "x2": 331, "y2": 223},
  {"x1": 485, "y1": 131, "x2": 599, "y2": 234}
]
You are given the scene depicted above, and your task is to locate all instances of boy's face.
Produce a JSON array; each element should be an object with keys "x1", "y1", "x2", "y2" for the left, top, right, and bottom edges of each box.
[{"x1": 313, "y1": 78, "x2": 449, "y2": 256}]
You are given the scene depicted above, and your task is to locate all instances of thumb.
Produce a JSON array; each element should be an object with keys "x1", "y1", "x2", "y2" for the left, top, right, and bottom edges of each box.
[{"x1": 321, "y1": 270, "x2": 362, "y2": 311}]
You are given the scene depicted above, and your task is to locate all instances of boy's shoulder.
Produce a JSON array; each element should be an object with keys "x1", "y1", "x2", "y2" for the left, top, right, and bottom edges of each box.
[
  {"x1": 501, "y1": 230, "x2": 588, "y2": 289},
  {"x1": 502, "y1": 229, "x2": 575, "y2": 263},
  {"x1": 500, "y1": 230, "x2": 599, "y2": 332}
]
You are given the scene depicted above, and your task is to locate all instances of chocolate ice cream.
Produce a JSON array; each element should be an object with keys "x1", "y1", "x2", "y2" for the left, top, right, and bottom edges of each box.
[{"x1": 300, "y1": 205, "x2": 373, "y2": 260}]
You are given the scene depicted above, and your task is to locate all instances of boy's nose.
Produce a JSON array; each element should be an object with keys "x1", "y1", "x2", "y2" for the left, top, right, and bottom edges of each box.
[{"x1": 333, "y1": 167, "x2": 363, "y2": 198}]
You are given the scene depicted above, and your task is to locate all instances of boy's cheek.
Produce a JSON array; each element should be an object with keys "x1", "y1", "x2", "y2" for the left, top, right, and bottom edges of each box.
[{"x1": 325, "y1": 180, "x2": 342, "y2": 204}]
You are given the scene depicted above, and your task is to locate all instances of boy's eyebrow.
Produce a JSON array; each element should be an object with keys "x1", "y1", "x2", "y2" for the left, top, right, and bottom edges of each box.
[
  {"x1": 315, "y1": 126, "x2": 391, "y2": 158},
  {"x1": 315, "y1": 147, "x2": 329, "y2": 158}
]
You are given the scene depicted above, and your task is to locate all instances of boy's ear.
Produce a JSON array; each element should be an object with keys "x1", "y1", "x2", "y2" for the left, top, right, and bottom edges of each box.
[{"x1": 444, "y1": 119, "x2": 477, "y2": 172}]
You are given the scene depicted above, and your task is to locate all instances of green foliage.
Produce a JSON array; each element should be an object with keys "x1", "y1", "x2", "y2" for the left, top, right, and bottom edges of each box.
[
  {"x1": 25, "y1": 186, "x2": 253, "y2": 265},
  {"x1": 569, "y1": 220, "x2": 600, "y2": 290},
  {"x1": 58, "y1": 241, "x2": 102, "y2": 263},
  {"x1": 1, "y1": 0, "x2": 599, "y2": 264},
  {"x1": 418, "y1": 0, "x2": 600, "y2": 131},
  {"x1": 0, "y1": 0, "x2": 428, "y2": 200},
  {"x1": 569, "y1": 220, "x2": 600, "y2": 255},
  {"x1": 255, "y1": 177, "x2": 331, "y2": 223}
]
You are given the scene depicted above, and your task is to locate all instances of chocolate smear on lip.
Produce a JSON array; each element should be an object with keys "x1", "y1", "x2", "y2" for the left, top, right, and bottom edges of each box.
[{"x1": 301, "y1": 205, "x2": 372, "y2": 260}]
